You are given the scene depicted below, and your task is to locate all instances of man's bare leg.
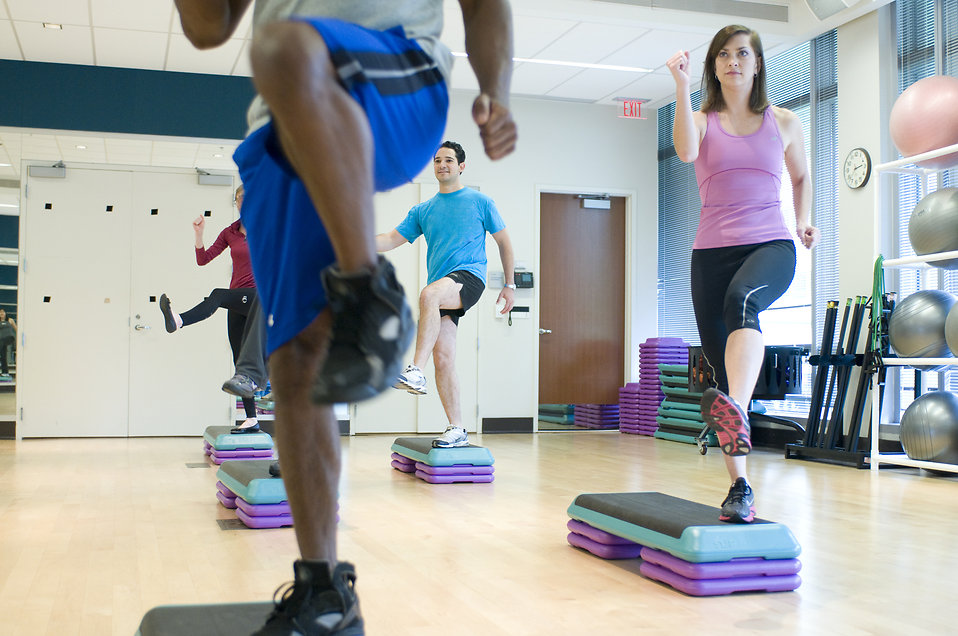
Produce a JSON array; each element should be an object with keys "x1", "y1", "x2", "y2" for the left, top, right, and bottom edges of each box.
[
  {"x1": 269, "y1": 312, "x2": 339, "y2": 561},
  {"x1": 250, "y1": 21, "x2": 375, "y2": 274},
  {"x1": 432, "y1": 317, "x2": 461, "y2": 428}
]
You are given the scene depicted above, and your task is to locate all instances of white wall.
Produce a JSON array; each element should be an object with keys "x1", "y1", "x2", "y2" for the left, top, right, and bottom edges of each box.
[
  {"x1": 837, "y1": 8, "x2": 894, "y2": 301},
  {"x1": 397, "y1": 91, "x2": 659, "y2": 425}
]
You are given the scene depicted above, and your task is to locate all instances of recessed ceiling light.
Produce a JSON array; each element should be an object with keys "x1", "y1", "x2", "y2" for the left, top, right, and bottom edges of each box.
[
  {"x1": 451, "y1": 51, "x2": 651, "y2": 74},
  {"x1": 42, "y1": 23, "x2": 63, "y2": 30},
  {"x1": 0, "y1": 163, "x2": 10, "y2": 167},
  {"x1": 213, "y1": 153, "x2": 223, "y2": 158},
  {"x1": 75, "y1": 144, "x2": 87, "y2": 150}
]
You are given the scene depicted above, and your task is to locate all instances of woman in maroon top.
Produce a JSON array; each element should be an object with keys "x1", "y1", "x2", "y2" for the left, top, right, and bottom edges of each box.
[{"x1": 159, "y1": 185, "x2": 260, "y2": 431}]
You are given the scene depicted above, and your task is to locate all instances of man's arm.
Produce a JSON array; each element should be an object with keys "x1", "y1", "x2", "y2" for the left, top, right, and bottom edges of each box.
[
  {"x1": 375, "y1": 229, "x2": 409, "y2": 253},
  {"x1": 458, "y1": 0, "x2": 517, "y2": 160},
  {"x1": 492, "y1": 228, "x2": 516, "y2": 313},
  {"x1": 174, "y1": 0, "x2": 252, "y2": 49}
]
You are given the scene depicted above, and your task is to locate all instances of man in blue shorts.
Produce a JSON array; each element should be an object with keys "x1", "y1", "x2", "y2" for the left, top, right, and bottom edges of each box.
[
  {"x1": 174, "y1": 1, "x2": 517, "y2": 634},
  {"x1": 377, "y1": 141, "x2": 515, "y2": 449}
]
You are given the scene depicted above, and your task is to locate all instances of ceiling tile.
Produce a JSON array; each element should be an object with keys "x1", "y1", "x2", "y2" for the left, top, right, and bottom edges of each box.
[
  {"x1": 602, "y1": 71, "x2": 681, "y2": 106},
  {"x1": 166, "y1": 33, "x2": 245, "y2": 75},
  {"x1": 232, "y1": 40, "x2": 252, "y2": 76},
  {"x1": 94, "y1": 28, "x2": 168, "y2": 70},
  {"x1": 533, "y1": 22, "x2": 647, "y2": 64},
  {"x1": 104, "y1": 138, "x2": 153, "y2": 165},
  {"x1": 547, "y1": 68, "x2": 647, "y2": 102},
  {"x1": 511, "y1": 62, "x2": 580, "y2": 97},
  {"x1": 512, "y1": 14, "x2": 578, "y2": 58},
  {"x1": 600, "y1": 29, "x2": 713, "y2": 71},
  {"x1": 91, "y1": 0, "x2": 172, "y2": 32},
  {"x1": 448, "y1": 57, "x2": 480, "y2": 93},
  {"x1": 0, "y1": 20, "x2": 23, "y2": 59},
  {"x1": 5, "y1": 0, "x2": 91, "y2": 25},
  {"x1": 15, "y1": 22, "x2": 94, "y2": 65}
]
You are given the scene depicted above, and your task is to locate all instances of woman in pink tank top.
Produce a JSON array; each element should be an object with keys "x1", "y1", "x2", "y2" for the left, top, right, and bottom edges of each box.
[{"x1": 666, "y1": 25, "x2": 820, "y2": 524}]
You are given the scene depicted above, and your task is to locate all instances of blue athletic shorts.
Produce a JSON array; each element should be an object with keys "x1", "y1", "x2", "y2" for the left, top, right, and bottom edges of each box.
[{"x1": 233, "y1": 17, "x2": 449, "y2": 354}]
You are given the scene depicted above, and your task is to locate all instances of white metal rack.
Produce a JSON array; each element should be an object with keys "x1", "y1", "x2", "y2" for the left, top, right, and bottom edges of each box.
[{"x1": 870, "y1": 141, "x2": 958, "y2": 473}]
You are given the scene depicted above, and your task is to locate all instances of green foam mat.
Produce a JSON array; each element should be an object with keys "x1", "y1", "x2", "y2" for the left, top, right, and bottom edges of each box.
[
  {"x1": 659, "y1": 375, "x2": 689, "y2": 388},
  {"x1": 657, "y1": 406, "x2": 704, "y2": 423},
  {"x1": 567, "y1": 492, "x2": 801, "y2": 563},
  {"x1": 538, "y1": 403, "x2": 575, "y2": 414},
  {"x1": 655, "y1": 416, "x2": 705, "y2": 431},
  {"x1": 203, "y1": 426, "x2": 273, "y2": 451},
  {"x1": 657, "y1": 363, "x2": 689, "y2": 375},
  {"x1": 653, "y1": 430, "x2": 701, "y2": 445},
  {"x1": 216, "y1": 460, "x2": 287, "y2": 505},
  {"x1": 538, "y1": 413, "x2": 575, "y2": 424},
  {"x1": 662, "y1": 385, "x2": 703, "y2": 399},
  {"x1": 391, "y1": 437, "x2": 494, "y2": 467},
  {"x1": 136, "y1": 602, "x2": 274, "y2": 636}
]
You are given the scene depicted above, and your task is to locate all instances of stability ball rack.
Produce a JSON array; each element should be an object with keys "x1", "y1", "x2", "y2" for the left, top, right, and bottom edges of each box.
[{"x1": 871, "y1": 140, "x2": 958, "y2": 475}]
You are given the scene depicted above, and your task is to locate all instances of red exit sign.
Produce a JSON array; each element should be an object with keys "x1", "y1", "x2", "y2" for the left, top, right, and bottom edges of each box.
[{"x1": 618, "y1": 99, "x2": 647, "y2": 120}]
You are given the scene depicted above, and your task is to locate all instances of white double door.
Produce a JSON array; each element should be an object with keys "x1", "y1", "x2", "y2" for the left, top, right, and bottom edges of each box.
[
  {"x1": 350, "y1": 183, "x2": 479, "y2": 434},
  {"x1": 20, "y1": 164, "x2": 234, "y2": 437}
]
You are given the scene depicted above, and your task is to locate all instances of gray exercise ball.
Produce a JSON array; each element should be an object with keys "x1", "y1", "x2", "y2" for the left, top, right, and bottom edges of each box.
[
  {"x1": 900, "y1": 391, "x2": 958, "y2": 465},
  {"x1": 945, "y1": 302, "x2": 958, "y2": 356},
  {"x1": 889, "y1": 290, "x2": 957, "y2": 371},
  {"x1": 909, "y1": 188, "x2": 958, "y2": 268}
]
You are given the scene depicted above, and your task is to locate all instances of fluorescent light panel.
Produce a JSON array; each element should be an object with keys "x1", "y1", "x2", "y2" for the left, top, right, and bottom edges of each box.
[{"x1": 451, "y1": 51, "x2": 650, "y2": 74}]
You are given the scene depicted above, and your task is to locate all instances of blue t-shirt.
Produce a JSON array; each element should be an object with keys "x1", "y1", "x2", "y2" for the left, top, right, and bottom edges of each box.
[{"x1": 396, "y1": 187, "x2": 505, "y2": 284}]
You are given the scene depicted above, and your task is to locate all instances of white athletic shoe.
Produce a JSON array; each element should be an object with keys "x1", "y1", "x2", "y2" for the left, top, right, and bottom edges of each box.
[
  {"x1": 394, "y1": 364, "x2": 427, "y2": 395},
  {"x1": 432, "y1": 426, "x2": 469, "y2": 448}
]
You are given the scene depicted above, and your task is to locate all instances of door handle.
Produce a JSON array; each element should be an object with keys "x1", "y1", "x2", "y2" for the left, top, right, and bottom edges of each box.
[
  {"x1": 538, "y1": 328, "x2": 552, "y2": 335},
  {"x1": 134, "y1": 324, "x2": 151, "y2": 331}
]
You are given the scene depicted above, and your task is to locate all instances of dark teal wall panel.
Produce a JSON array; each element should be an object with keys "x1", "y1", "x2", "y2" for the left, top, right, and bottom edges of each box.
[{"x1": 0, "y1": 60, "x2": 255, "y2": 140}]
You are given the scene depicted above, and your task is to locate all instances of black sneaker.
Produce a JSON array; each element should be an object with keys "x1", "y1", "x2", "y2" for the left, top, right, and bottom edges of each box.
[
  {"x1": 253, "y1": 561, "x2": 364, "y2": 636},
  {"x1": 312, "y1": 256, "x2": 414, "y2": 404},
  {"x1": 719, "y1": 477, "x2": 755, "y2": 523},
  {"x1": 222, "y1": 373, "x2": 257, "y2": 399},
  {"x1": 159, "y1": 294, "x2": 177, "y2": 333}
]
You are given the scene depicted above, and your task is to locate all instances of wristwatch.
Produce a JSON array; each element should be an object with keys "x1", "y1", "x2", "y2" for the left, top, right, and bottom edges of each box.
[{"x1": 505, "y1": 283, "x2": 517, "y2": 289}]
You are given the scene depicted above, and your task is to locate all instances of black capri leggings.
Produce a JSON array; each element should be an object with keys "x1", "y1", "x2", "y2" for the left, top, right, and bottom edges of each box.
[
  {"x1": 690, "y1": 239, "x2": 796, "y2": 394},
  {"x1": 181, "y1": 287, "x2": 258, "y2": 419}
]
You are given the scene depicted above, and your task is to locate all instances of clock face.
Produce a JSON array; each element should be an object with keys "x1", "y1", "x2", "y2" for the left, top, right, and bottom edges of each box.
[{"x1": 844, "y1": 147, "x2": 871, "y2": 189}]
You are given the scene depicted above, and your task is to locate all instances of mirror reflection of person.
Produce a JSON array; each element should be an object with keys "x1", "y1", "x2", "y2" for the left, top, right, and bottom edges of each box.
[
  {"x1": 378, "y1": 141, "x2": 515, "y2": 449},
  {"x1": 158, "y1": 185, "x2": 264, "y2": 432},
  {"x1": 0, "y1": 308, "x2": 16, "y2": 379}
]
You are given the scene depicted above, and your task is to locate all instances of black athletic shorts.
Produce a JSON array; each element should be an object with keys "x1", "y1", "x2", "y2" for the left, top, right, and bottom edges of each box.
[{"x1": 440, "y1": 270, "x2": 485, "y2": 326}]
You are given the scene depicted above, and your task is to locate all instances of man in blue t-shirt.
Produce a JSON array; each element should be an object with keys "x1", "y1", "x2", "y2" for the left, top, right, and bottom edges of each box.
[{"x1": 377, "y1": 141, "x2": 516, "y2": 448}]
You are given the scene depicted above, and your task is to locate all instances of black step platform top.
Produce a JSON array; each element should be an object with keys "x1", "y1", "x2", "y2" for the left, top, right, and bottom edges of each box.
[
  {"x1": 137, "y1": 602, "x2": 274, "y2": 636},
  {"x1": 572, "y1": 492, "x2": 771, "y2": 539},
  {"x1": 394, "y1": 436, "x2": 481, "y2": 452}
]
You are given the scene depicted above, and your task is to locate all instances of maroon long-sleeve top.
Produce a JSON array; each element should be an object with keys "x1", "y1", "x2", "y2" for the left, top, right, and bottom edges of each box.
[{"x1": 195, "y1": 219, "x2": 255, "y2": 288}]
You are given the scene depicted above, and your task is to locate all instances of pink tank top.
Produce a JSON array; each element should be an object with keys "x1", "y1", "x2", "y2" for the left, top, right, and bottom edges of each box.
[{"x1": 692, "y1": 108, "x2": 792, "y2": 249}]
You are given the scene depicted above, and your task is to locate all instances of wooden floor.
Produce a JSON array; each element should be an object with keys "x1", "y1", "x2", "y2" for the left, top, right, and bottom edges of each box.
[{"x1": 1, "y1": 431, "x2": 956, "y2": 635}]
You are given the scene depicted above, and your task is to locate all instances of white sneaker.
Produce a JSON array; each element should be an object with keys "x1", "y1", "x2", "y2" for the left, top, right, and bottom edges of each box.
[
  {"x1": 394, "y1": 364, "x2": 427, "y2": 395},
  {"x1": 432, "y1": 426, "x2": 469, "y2": 448}
]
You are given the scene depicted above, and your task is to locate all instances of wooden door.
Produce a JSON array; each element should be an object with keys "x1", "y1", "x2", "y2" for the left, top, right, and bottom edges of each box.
[{"x1": 538, "y1": 193, "x2": 625, "y2": 405}]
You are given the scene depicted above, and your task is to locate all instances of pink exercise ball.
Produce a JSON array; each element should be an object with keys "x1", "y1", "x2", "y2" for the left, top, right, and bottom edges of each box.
[{"x1": 890, "y1": 75, "x2": 958, "y2": 169}]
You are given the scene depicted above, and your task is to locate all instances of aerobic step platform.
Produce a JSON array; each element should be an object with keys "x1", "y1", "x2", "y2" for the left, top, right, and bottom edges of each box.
[
  {"x1": 203, "y1": 425, "x2": 274, "y2": 464},
  {"x1": 216, "y1": 460, "x2": 291, "y2": 529},
  {"x1": 136, "y1": 602, "x2": 274, "y2": 636},
  {"x1": 566, "y1": 492, "x2": 801, "y2": 596},
  {"x1": 391, "y1": 436, "x2": 494, "y2": 484}
]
